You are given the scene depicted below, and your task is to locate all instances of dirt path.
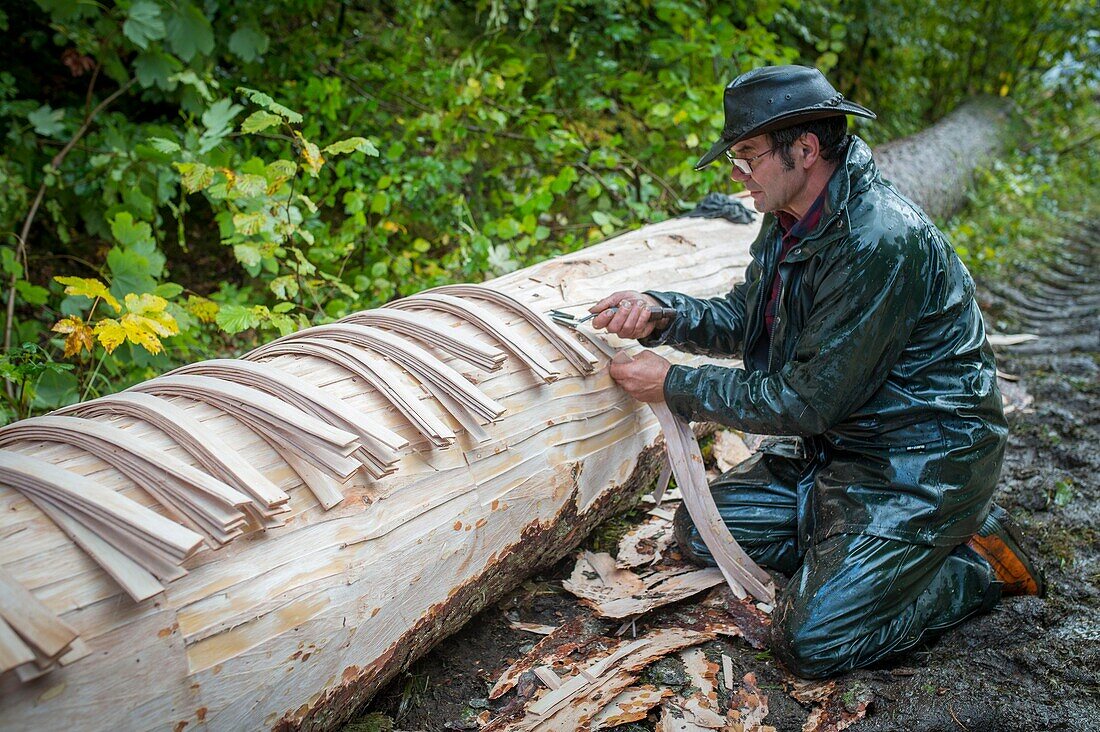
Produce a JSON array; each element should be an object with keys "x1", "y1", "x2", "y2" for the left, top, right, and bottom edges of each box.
[{"x1": 346, "y1": 220, "x2": 1099, "y2": 732}]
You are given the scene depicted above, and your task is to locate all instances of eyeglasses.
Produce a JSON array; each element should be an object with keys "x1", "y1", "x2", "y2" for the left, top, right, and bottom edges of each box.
[{"x1": 725, "y1": 147, "x2": 775, "y2": 175}]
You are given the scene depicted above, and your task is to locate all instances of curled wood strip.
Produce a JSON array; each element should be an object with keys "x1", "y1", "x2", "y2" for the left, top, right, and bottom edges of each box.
[
  {"x1": 338, "y1": 308, "x2": 507, "y2": 371},
  {"x1": 57, "y1": 391, "x2": 289, "y2": 526},
  {"x1": 251, "y1": 338, "x2": 456, "y2": 448},
  {"x1": 166, "y1": 359, "x2": 406, "y2": 478},
  {"x1": 0, "y1": 450, "x2": 203, "y2": 600},
  {"x1": 429, "y1": 284, "x2": 599, "y2": 374},
  {"x1": 389, "y1": 292, "x2": 562, "y2": 383},
  {"x1": 648, "y1": 400, "x2": 774, "y2": 603},
  {"x1": 249, "y1": 323, "x2": 504, "y2": 425},
  {"x1": 130, "y1": 374, "x2": 361, "y2": 483},
  {"x1": 0, "y1": 416, "x2": 250, "y2": 546}
]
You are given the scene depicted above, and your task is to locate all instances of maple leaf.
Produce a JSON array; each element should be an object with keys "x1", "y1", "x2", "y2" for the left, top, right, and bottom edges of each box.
[
  {"x1": 93, "y1": 319, "x2": 126, "y2": 354},
  {"x1": 51, "y1": 316, "x2": 95, "y2": 358},
  {"x1": 54, "y1": 276, "x2": 121, "y2": 312}
]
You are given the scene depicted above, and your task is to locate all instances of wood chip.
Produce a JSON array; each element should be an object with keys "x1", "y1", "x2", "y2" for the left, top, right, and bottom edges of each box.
[
  {"x1": 591, "y1": 685, "x2": 670, "y2": 729},
  {"x1": 722, "y1": 654, "x2": 734, "y2": 690},
  {"x1": 484, "y1": 628, "x2": 713, "y2": 732},
  {"x1": 532, "y1": 665, "x2": 561, "y2": 690},
  {"x1": 507, "y1": 620, "x2": 558, "y2": 636},
  {"x1": 712, "y1": 429, "x2": 752, "y2": 472},
  {"x1": 489, "y1": 616, "x2": 610, "y2": 700},
  {"x1": 616, "y1": 514, "x2": 675, "y2": 569},
  {"x1": 799, "y1": 681, "x2": 872, "y2": 732},
  {"x1": 987, "y1": 332, "x2": 1039, "y2": 346},
  {"x1": 727, "y1": 672, "x2": 775, "y2": 731}
]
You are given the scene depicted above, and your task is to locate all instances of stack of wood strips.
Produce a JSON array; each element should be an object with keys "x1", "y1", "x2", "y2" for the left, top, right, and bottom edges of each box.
[
  {"x1": 0, "y1": 449, "x2": 203, "y2": 601},
  {"x1": 247, "y1": 336, "x2": 458, "y2": 448},
  {"x1": 247, "y1": 322, "x2": 506, "y2": 441},
  {"x1": 0, "y1": 416, "x2": 249, "y2": 547},
  {"x1": 338, "y1": 307, "x2": 508, "y2": 371},
  {"x1": 0, "y1": 567, "x2": 85, "y2": 681},
  {"x1": 390, "y1": 293, "x2": 564, "y2": 382},
  {"x1": 427, "y1": 284, "x2": 601, "y2": 375},
  {"x1": 57, "y1": 391, "x2": 290, "y2": 530},
  {"x1": 166, "y1": 359, "x2": 407, "y2": 478},
  {"x1": 130, "y1": 373, "x2": 364, "y2": 509}
]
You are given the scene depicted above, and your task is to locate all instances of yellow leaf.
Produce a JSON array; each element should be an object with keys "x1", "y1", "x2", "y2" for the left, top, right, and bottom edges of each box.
[
  {"x1": 51, "y1": 316, "x2": 94, "y2": 358},
  {"x1": 54, "y1": 276, "x2": 121, "y2": 312},
  {"x1": 93, "y1": 319, "x2": 126, "y2": 354},
  {"x1": 186, "y1": 295, "x2": 219, "y2": 324},
  {"x1": 124, "y1": 292, "x2": 169, "y2": 318},
  {"x1": 295, "y1": 132, "x2": 324, "y2": 176},
  {"x1": 120, "y1": 313, "x2": 167, "y2": 355},
  {"x1": 999, "y1": 84, "x2": 1010, "y2": 97}
]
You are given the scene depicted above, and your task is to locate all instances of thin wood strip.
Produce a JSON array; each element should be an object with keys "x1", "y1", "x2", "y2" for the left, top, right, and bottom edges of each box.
[
  {"x1": 168, "y1": 359, "x2": 407, "y2": 455},
  {"x1": 338, "y1": 308, "x2": 507, "y2": 371},
  {"x1": 250, "y1": 323, "x2": 504, "y2": 423},
  {"x1": 648, "y1": 401, "x2": 774, "y2": 603},
  {"x1": 57, "y1": 391, "x2": 289, "y2": 510},
  {"x1": 0, "y1": 450, "x2": 203, "y2": 559},
  {"x1": 0, "y1": 615, "x2": 35, "y2": 674},
  {"x1": 0, "y1": 416, "x2": 251, "y2": 545},
  {"x1": 291, "y1": 338, "x2": 457, "y2": 447},
  {"x1": 389, "y1": 292, "x2": 562, "y2": 382},
  {"x1": 131, "y1": 375, "x2": 362, "y2": 479},
  {"x1": 25, "y1": 493, "x2": 164, "y2": 601},
  {"x1": 0, "y1": 567, "x2": 79, "y2": 660},
  {"x1": 429, "y1": 283, "x2": 600, "y2": 374},
  {"x1": 259, "y1": 435, "x2": 346, "y2": 510}
]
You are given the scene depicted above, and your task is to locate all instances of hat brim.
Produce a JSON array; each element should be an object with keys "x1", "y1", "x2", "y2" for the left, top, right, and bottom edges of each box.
[{"x1": 693, "y1": 101, "x2": 876, "y2": 171}]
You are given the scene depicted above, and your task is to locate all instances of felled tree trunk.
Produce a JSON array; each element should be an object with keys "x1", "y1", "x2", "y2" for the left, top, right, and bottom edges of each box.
[{"x1": 0, "y1": 100, "x2": 1008, "y2": 731}]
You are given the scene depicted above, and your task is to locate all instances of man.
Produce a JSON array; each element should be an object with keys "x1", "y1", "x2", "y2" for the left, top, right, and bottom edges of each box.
[{"x1": 592, "y1": 65, "x2": 1043, "y2": 678}]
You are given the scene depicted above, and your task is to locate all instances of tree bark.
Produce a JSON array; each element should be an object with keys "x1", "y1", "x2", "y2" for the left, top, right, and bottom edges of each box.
[{"x1": 0, "y1": 99, "x2": 1009, "y2": 731}]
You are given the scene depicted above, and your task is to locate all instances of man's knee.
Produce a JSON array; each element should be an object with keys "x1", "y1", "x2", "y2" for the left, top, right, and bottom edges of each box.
[{"x1": 769, "y1": 603, "x2": 844, "y2": 679}]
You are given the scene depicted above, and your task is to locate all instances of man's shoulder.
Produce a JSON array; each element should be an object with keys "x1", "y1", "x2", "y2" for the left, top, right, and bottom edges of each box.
[{"x1": 845, "y1": 177, "x2": 946, "y2": 254}]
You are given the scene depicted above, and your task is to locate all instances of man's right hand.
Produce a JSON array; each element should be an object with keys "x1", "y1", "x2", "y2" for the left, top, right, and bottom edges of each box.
[{"x1": 590, "y1": 290, "x2": 664, "y2": 340}]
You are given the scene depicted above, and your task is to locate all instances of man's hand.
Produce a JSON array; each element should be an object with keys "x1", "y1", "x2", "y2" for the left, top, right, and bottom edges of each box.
[
  {"x1": 609, "y1": 351, "x2": 672, "y2": 403},
  {"x1": 590, "y1": 290, "x2": 663, "y2": 340}
]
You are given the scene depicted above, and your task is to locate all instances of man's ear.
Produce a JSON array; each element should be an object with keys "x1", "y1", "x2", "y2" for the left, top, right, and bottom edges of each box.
[{"x1": 800, "y1": 132, "x2": 821, "y2": 169}]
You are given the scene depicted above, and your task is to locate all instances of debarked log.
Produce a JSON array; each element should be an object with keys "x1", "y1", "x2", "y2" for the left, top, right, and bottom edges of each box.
[{"x1": 0, "y1": 99, "x2": 1008, "y2": 731}]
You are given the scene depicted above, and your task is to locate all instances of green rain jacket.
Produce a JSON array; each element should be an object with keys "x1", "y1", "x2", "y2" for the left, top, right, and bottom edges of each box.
[{"x1": 646, "y1": 137, "x2": 1008, "y2": 547}]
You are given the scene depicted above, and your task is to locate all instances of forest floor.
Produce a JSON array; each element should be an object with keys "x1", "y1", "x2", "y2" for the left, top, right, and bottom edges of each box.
[{"x1": 344, "y1": 219, "x2": 1099, "y2": 732}]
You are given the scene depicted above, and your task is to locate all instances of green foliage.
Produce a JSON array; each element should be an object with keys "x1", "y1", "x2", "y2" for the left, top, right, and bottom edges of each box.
[{"x1": 0, "y1": 0, "x2": 1095, "y2": 418}]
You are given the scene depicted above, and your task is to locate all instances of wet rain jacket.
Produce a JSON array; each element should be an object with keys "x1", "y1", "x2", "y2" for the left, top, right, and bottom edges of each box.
[{"x1": 646, "y1": 137, "x2": 1008, "y2": 548}]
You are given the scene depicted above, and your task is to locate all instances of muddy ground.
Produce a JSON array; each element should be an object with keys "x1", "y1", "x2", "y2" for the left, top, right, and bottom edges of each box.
[{"x1": 344, "y1": 220, "x2": 1099, "y2": 732}]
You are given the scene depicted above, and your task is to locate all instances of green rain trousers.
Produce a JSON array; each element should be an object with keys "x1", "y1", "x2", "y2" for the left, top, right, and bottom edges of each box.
[{"x1": 673, "y1": 451, "x2": 1001, "y2": 678}]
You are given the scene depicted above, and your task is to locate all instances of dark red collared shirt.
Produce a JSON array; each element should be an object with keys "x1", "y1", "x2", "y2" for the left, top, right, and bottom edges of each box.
[{"x1": 764, "y1": 192, "x2": 827, "y2": 339}]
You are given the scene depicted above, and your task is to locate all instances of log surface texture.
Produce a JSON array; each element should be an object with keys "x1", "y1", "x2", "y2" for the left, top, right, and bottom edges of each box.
[{"x1": 0, "y1": 100, "x2": 1007, "y2": 731}]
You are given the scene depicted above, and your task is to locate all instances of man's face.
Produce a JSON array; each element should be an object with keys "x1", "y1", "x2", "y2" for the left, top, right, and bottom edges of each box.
[{"x1": 728, "y1": 134, "x2": 803, "y2": 215}]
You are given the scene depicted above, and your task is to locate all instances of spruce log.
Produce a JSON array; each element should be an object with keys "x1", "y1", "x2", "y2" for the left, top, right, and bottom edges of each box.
[{"x1": 0, "y1": 100, "x2": 1007, "y2": 730}]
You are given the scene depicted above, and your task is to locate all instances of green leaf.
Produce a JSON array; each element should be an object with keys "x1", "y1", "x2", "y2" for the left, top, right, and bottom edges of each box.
[
  {"x1": 110, "y1": 212, "x2": 154, "y2": 249},
  {"x1": 271, "y1": 301, "x2": 296, "y2": 314},
  {"x1": 175, "y1": 162, "x2": 215, "y2": 192},
  {"x1": 236, "y1": 87, "x2": 303, "y2": 124},
  {"x1": 323, "y1": 137, "x2": 380, "y2": 156},
  {"x1": 107, "y1": 244, "x2": 165, "y2": 297},
  {"x1": 240, "y1": 110, "x2": 283, "y2": 134},
  {"x1": 134, "y1": 48, "x2": 179, "y2": 89},
  {"x1": 233, "y1": 173, "x2": 268, "y2": 197},
  {"x1": 1, "y1": 248, "x2": 23, "y2": 279},
  {"x1": 28, "y1": 105, "x2": 64, "y2": 137},
  {"x1": 15, "y1": 280, "x2": 49, "y2": 306},
  {"x1": 228, "y1": 26, "x2": 270, "y2": 62},
  {"x1": 165, "y1": 3, "x2": 215, "y2": 61},
  {"x1": 148, "y1": 136, "x2": 180, "y2": 154},
  {"x1": 1053, "y1": 479, "x2": 1074, "y2": 507},
  {"x1": 154, "y1": 282, "x2": 184, "y2": 299},
  {"x1": 200, "y1": 98, "x2": 243, "y2": 152},
  {"x1": 123, "y1": 0, "x2": 165, "y2": 49},
  {"x1": 233, "y1": 242, "x2": 263, "y2": 267},
  {"x1": 215, "y1": 304, "x2": 260, "y2": 334},
  {"x1": 232, "y1": 212, "x2": 266, "y2": 236},
  {"x1": 269, "y1": 275, "x2": 299, "y2": 300}
]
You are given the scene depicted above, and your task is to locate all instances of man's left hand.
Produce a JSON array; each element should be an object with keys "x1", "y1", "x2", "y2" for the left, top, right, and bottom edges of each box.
[{"x1": 609, "y1": 351, "x2": 672, "y2": 403}]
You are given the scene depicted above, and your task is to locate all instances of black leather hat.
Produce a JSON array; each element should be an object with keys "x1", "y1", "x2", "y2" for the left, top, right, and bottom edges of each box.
[{"x1": 694, "y1": 65, "x2": 875, "y2": 170}]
